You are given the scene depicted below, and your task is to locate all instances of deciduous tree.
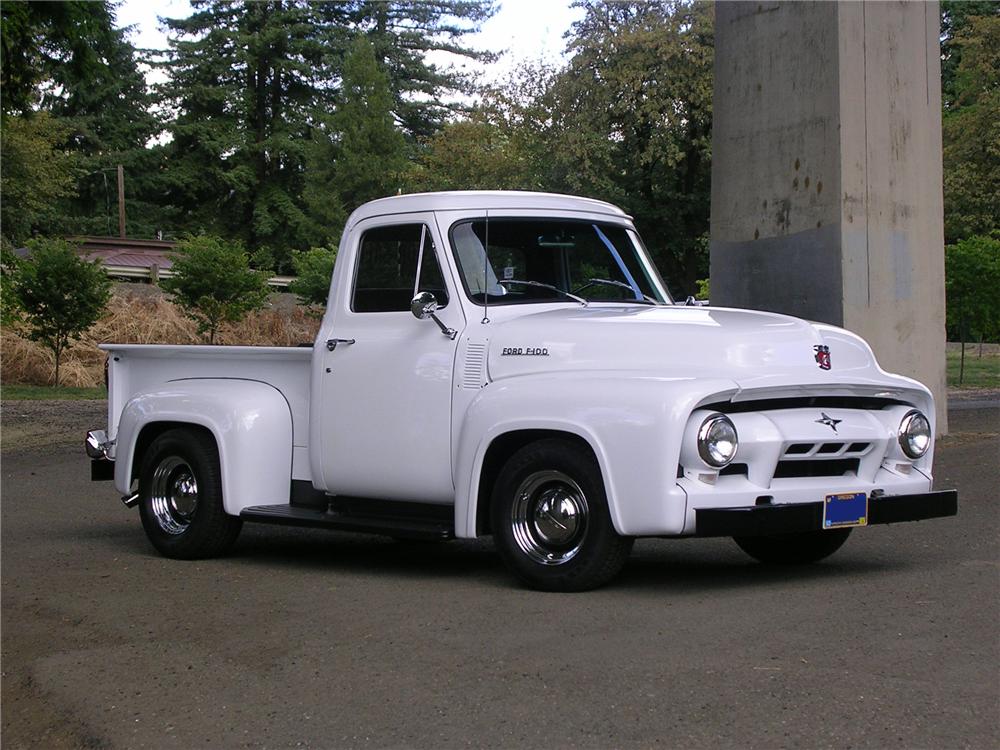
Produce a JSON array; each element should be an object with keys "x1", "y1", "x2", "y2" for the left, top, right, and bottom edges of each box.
[
  {"x1": 945, "y1": 235, "x2": 1000, "y2": 383},
  {"x1": 942, "y1": 11, "x2": 1000, "y2": 243},
  {"x1": 10, "y1": 238, "x2": 111, "y2": 386},
  {"x1": 544, "y1": 1, "x2": 715, "y2": 295},
  {"x1": 0, "y1": 114, "x2": 78, "y2": 245}
]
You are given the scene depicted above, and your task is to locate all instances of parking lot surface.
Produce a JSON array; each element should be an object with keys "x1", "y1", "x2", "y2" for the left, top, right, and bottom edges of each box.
[{"x1": 2, "y1": 399, "x2": 998, "y2": 749}]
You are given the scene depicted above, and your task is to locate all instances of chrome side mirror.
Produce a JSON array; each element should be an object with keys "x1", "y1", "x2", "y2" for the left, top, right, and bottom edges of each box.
[
  {"x1": 410, "y1": 292, "x2": 457, "y2": 340},
  {"x1": 411, "y1": 291, "x2": 439, "y2": 319}
]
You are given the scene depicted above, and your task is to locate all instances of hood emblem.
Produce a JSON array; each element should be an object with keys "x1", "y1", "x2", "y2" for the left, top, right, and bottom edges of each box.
[
  {"x1": 501, "y1": 347, "x2": 549, "y2": 356},
  {"x1": 814, "y1": 344, "x2": 832, "y2": 370},
  {"x1": 816, "y1": 412, "x2": 842, "y2": 433}
]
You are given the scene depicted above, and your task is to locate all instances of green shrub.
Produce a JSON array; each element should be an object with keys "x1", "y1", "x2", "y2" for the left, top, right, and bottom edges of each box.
[{"x1": 162, "y1": 235, "x2": 270, "y2": 343}]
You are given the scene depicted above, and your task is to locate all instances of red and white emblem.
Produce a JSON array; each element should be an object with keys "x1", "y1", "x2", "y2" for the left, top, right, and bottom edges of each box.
[{"x1": 813, "y1": 344, "x2": 832, "y2": 370}]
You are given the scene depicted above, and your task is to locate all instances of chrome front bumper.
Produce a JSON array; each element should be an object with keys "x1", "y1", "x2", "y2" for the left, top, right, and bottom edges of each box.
[{"x1": 694, "y1": 489, "x2": 958, "y2": 537}]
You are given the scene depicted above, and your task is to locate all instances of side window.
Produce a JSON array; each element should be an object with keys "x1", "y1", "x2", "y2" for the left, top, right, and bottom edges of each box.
[{"x1": 352, "y1": 224, "x2": 449, "y2": 313}]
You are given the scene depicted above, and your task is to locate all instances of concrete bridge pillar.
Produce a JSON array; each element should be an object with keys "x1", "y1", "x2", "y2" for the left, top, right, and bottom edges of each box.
[{"x1": 710, "y1": 1, "x2": 947, "y2": 431}]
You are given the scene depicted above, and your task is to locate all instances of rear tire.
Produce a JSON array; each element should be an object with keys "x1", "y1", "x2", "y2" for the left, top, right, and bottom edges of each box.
[
  {"x1": 734, "y1": 528, "x2": 852, "y2": 564},
  {"x1": 138, "y1": 428, "x2": 242, "y2": 559},
  {"x1": 491, "y1": 439, "x2": 633, "y2": 591}
]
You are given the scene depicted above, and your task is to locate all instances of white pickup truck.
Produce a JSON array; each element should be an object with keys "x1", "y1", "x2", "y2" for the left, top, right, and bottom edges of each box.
[{"x1": 87, "y1": 191, "x2": 957, "y2": 590}]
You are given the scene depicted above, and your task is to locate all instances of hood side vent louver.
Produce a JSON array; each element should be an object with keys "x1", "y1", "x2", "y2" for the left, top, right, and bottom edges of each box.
[{"x1": 462, "y1": 341, "x2": 489, "y2": 389}]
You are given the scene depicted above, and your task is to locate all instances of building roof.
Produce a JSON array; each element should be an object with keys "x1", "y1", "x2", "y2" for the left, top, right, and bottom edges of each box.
[{"x1": 73, "y1": 236, "x2": 177, "y2": 271}]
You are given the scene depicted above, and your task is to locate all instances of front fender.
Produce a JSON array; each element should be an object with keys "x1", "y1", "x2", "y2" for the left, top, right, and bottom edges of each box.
[
  {"x1": 453, "y1": 373, "x2": 739, "y2": 538},
  {"x1": 114, "y1": 379, "x2": 293, "y2": 515}
]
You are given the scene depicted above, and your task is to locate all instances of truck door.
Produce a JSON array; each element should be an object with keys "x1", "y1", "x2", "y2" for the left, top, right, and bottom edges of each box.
[{"x1": 315, "y1": 216, "x2": 465, "y2": 502}]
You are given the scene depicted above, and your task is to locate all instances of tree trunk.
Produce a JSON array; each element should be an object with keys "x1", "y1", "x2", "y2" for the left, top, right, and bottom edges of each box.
[
  {"x1": 958, "y1": 307, "x2": 966, "y2": 386},
  {"x1": 53, "y1": 345, "x2": 61, "y2": 387},
  {"x1": 959, "y1": 339, "x2": 966, "y2": 386}
]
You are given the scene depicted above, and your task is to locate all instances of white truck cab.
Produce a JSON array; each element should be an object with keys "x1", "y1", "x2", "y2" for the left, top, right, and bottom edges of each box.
[{"x1": 87, "y1": 191, "x2": 957, "y2": 590}]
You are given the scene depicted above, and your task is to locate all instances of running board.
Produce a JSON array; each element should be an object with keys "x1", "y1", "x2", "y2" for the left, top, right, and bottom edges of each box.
[{"x1": 240, "y1": 504, "x2": 454, "y2": 541}]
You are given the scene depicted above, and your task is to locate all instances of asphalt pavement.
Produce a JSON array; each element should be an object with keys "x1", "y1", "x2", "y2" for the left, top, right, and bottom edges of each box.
[{"x1": 2, "y1": 399, "x2": 998, "y2": 749}]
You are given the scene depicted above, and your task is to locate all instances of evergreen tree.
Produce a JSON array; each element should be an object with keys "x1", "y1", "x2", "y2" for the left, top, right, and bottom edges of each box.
[
  {"x1": 1, "y1": 1, "x2": 119, "y2": 116},
  {"x1": 439, "y1": 2, "x2": 713, "y2": 294},
  {"x1": 52, "y1": 24, "x2": 165, "y2": 239},
  {"x1": 161, "y1": 1, "x2": 331, "y2": 269},
  {"x1": 1, "y1": 1, "x2": 163, "y2": 239},
  {"x1": 312, "y1": 36, "x2": 409, "y2": 217},
  {"x1": 159, "y1": 1, "x2": 493, "y2": 270},
  {"x1": 332, "y1": 1, "x2": 496, "y2": 140}
]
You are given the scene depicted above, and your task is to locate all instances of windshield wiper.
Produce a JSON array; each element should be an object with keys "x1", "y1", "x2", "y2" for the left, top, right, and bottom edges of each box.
[
  {"x1": 574, "y1": 278, "x2": 658, "y2": 304},
  {"x1": 498, "y1": 279, "x2": 588, "y2": 306}
]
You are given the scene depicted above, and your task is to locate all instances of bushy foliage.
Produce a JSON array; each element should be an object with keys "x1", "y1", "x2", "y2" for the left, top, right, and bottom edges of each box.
[
  {"x1": 9, "y1": 238, "x2": 111, "y2": 386},
  {"x1": 1, "y1": 241, "x2": 25, "y2": 328},
  {"x1": 946, "y1": 235, "x2": 1000, "y2": 343},
  {"x1": 161, "y1": 236, "x2": 270, "y2": 344},
  {"x1": 289, "y1": 246, "x2": 338, "y2": 310}
]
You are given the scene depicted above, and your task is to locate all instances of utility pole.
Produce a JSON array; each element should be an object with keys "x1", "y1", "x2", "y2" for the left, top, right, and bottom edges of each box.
[{"x1": 117, "y1": 164, "x2": 126, "y2": 238}]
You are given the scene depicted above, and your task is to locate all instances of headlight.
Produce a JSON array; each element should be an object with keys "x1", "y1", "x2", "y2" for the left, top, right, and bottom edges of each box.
[
  {"x1": 697, "y1": 414, "x2": 738, "y2": 467},
  {"x1": 898, "y1": 410, "x2": 931, "y2": 459}
]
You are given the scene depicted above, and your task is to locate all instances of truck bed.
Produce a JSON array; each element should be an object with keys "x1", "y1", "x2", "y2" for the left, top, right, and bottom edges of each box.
[{"x1": 101, "y1": 344, "x2": 314, "y2": 450}]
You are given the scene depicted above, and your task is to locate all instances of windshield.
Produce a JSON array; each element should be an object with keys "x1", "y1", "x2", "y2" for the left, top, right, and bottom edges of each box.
[{"x1": 449, "y1": 218, "x2": 671, "y2": 306}]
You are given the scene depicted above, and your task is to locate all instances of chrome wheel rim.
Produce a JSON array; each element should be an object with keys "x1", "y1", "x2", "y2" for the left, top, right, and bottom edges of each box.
[
  {"x1": 510, "y1": 470, "x2": 589, "y2": 566},
  {"x1": 149, "y1": 456, "x2": 198, "y2": 535}
]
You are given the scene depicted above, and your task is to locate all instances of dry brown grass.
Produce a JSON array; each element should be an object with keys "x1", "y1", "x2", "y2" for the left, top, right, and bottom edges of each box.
[{"x1": 1, "y1": 287, "x2": 321, "y2": 387}]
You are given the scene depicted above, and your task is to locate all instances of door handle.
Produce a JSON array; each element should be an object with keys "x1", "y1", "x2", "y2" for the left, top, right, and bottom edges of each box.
[{"x1": 326, "y1": 338, "x2": 356, "y2": 351}]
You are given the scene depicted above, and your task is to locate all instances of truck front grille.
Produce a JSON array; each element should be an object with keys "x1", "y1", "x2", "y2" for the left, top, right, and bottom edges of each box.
[
  {"x1": 782, "y1": 442, "x2": 871, "y2": 458},
  {"x1": 773, "y1": 458, "x2": 860, "y2": 479}
]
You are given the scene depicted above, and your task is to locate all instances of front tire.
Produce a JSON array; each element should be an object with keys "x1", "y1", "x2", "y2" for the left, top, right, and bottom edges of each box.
[
  {"x1": 491, "y1": 439, "x2": 633, "y2": 591},
  {"x1": 138, "y1": 428, "x2": 242, "y2": 559},
  {"x1": 733, "y1": 528, "x2": 852, "y2": 564}
]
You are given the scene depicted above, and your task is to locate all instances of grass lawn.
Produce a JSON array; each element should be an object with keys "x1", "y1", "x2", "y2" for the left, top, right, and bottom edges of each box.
[
  {"x1": 1, "y1": 384, "x2": 107, "y2": 400},
  {"x1": 947, "y1": 345, "x2": 1000, "y2": 389}
]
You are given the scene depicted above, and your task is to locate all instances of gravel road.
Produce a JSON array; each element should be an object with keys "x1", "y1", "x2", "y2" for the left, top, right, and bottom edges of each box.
[{"x1": 2, "y1": 399, "x2": 998, "y2": 749}]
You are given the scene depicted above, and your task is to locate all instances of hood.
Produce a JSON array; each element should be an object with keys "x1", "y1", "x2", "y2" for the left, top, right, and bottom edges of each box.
[{"x1": 486, "y1": 305, "x2": 883, "y2": 389}]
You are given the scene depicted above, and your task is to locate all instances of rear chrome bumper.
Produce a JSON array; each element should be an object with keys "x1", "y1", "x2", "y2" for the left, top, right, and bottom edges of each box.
[
  {"x1": 86, "y1": 429, "x2": 115, "y2": 481},
  {"x1": 85, "y1": 429, "x2": 110, "y2": 459},
  {"x1": 695, "y1": 490, "x2": 958, "y2": 537}
]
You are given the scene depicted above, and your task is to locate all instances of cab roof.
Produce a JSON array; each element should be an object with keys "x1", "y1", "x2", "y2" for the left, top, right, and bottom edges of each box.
[{"x1": 345, "y1": 191, "x2": 630, "y2": 229}]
